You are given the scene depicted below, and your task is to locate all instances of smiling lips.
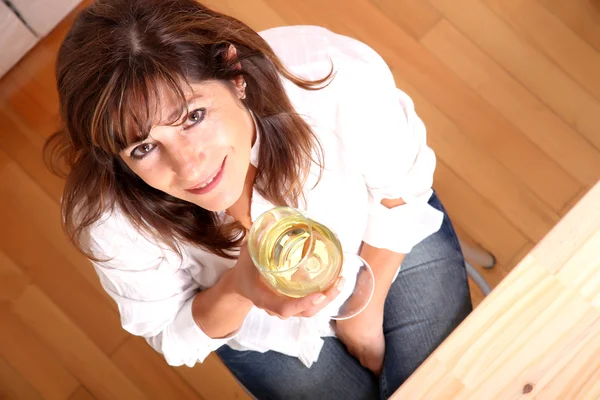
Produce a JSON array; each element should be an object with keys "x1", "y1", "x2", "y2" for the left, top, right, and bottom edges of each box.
[{"x1": 185, "y1": 156, "x2": 227, "y2": 195}]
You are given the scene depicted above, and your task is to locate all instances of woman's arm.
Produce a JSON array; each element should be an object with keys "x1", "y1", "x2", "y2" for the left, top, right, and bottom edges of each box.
[
  {"x1": 193, "y1": 244, "x2": 343, "y2": 339},
  {"x1": 94, "y1": 241, "x2": 340, "y2": 368},
  {"x1": 359, "y1": 243, "x2": 405, "y2": 309},
  {"x1": 334, "y1": 46, "x2": 443, "y2": 375},
  {"x1": 360, "y1": 197, "x2": 407, "y2": 308},
  {"x1": 191, "y1": 267, "x2": 254, "y2": 339},
  {"x1": 335, "y1": 199, "x2": 407, "y2": 376}
]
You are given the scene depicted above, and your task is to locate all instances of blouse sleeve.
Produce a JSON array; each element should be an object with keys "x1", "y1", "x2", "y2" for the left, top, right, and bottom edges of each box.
[
  {"x1": 86, "y1": 212, "x2": 241, "y2": 367},
  {"x1": 337, "y1": 48, "x2": 443, "y2": 254}
]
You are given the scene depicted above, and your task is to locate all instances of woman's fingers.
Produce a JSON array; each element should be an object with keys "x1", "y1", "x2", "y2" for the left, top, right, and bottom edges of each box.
[
  {"x1": 298, "y1": 277, "x2": 343, "y2": 317},
  {"x1": 259, "y1": 277, "x2": 343, "y2": 319},
  {"x1": 265, "y1": 310, "x2": 284, "y2": 318}
]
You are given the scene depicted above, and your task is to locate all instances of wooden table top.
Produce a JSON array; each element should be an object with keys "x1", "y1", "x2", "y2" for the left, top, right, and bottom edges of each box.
[{"x1": 392, "y1": 182, "x2": 600, "y2": 400}]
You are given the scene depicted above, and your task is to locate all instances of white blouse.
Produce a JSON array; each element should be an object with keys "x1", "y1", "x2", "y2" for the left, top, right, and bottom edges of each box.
[{"x1": 87, "y1": 25, "x2": 443, "y2": 369}]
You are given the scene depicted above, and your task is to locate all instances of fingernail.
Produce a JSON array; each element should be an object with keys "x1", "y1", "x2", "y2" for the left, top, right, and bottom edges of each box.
[
  {"x1": 312, "y1": 295, "x2": 327, "y2": 305},
  {"x1": 337, "y1": 277, "x2": 345, "y2": 291}
]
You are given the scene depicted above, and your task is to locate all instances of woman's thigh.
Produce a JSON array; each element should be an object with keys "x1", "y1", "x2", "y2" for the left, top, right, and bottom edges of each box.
[
  {"x1": 217, "y1": 337, "x2": 379, "y2": 400},
  {"x1": 379, "y1": 192, "x2": 473, "y2": 398}
]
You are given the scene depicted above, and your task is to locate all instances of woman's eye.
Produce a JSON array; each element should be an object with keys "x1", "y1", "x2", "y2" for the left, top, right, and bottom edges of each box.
[
  {"x1": 130, "y1": 143, "x2": 156, "y2": 159},
  {"x1": 183, "y1": 108, "x2": 207, "y2": 129}
]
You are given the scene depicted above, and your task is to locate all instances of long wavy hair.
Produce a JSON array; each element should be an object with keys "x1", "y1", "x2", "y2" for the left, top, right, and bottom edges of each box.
[{"x1": 44, "y1": 0, "x2": 331, "y2": 260}]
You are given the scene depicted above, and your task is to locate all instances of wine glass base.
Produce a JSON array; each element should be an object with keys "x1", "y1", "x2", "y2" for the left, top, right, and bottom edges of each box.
[{"x1": 317, "y1": 255, "x2": 375, "y2": 320}]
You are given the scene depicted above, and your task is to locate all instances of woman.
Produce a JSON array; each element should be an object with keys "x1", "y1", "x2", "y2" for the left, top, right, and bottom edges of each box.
[{"x1": 45, "y1": 0, "x2": 472, "y2": 399}]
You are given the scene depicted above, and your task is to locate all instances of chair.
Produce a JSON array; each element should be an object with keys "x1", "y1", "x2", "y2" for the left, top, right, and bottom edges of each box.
[{"x1": 458, "y1": 238, "x2": 495, "y2": 296}]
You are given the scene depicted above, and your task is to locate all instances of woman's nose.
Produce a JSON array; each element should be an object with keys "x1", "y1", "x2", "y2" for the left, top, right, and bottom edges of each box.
[{"x1": 169, "y1": 139, "x2": 205, "y2": 182}]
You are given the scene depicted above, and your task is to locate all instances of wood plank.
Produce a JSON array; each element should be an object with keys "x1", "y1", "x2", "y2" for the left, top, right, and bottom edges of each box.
[
  {"x1": 11, "y1": 285, "x2": 146, "y2": 400},
  {"x1": 0, "y1": 183, "x2": 127, "y2": 355},
  {"x1": 535, "y1": 337, "x2": 600, "y2": 399},
  {"x1": 496, "y1": 309, "x2": 599, "y2": 398},
  {"x1": 391, "y1": 73, "x2": 560, "y2": 242},
  {"x1": 527, "y1": 184, "x2": 600, "y2": 274},
  {"x1": 468, "y1": 276, "x2": 485, "y2": 308},
  {"x1": 434, "y1": 161, "x2": 527, "y2": 266},
  {"x1": 29, "y1": 60, "x2": 60, "y2": 109},
  {"x1": 426, "y1": 114, "x2": 559, "y2": 243},
  {"x1": 450, "y1": 224, "x2": 514, "y2": 289},
  {"x1": 201, "y1": 0, "x2": 285, "y2": 32},
  {"x1": 428, "y1": 0, "x2": 600, "y2": 151},
  {"x1": 391, "y1": 356, "x2": 463, "y2": 399},
  {"x1": 432, "y1": 258, "x2": 562, "y2": 370},
  {"x1": 0, "y1": 144, "x2": 8, "y2": 169},
  {"x1": 111, "y1": 337, "x2": 204, "y2": 400},
  {"x1": 465, "y1": 296, "x2": 598, "y2": 398},
  {"x1": 0, "y1": 160, "x2": 114, "y2": 306},
  {"x1": 396, "y1": 258, "x2": 599, "y2": 397},
  {"x1": 68, "y1": 387, "x2": 97, "y2": 400},
  {"x1": 0, "y1": 108, "x2": 64, "y2": 202},
  {"x1": 265, "y1": 0, "x2": 580, "y2": 212},
  {"x1": 555, "y1": 228, "x2": 600, "y2": 307},
  {"x1": 0, "y1": 101, "x2": 47, "y2": 148},
  {"x1": 0, "y1": 356, "x2": 43, "y2": 400},
  {"x1": 0, "y1": 61, "x2": 32, "y2": 103},
  {"x1": 539, "y1": 0, "x2": 600, "y2": 54},
  {"x1": 0, "y1": 33, "x2": 63, "y2": 142},
  {"x1": 4, "y1": 77, "x2": 61, "y2": 140},
  {"x1": 370, "y1": 0, "x2": 442, "y2": 40},
  {"x1": 485, "y1": 0, "x2": 600, "y2": 102},
  {"x1": 175, "y1": 353, "x2": 253, "y2": 400},
  {"x1": 1, "y1": 90, "x2": 55, "y2": 148},
  {"x1": 421, "y1": 19, "x2": 600, "y2": 187},
  {"x1": 0, "y1": 249, "x2": 30, "y2": 302},
  {"x1": 559, "y1": 185, "x2": 592, "y2": 217},
  {"x1": 0, "y1": 303, "x2": 80, "y2": 400},
  {"x1": 393, "y1": 183, "x2": 600, "y2": 398},
  {"x1": 3, "y1": 43, "x2": 59, "y2": 107},
  {"x1": 507, "y1": 241, "x2": 535, "y2": 270}
]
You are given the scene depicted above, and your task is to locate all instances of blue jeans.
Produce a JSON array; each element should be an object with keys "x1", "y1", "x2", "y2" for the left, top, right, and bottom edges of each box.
[{"x1": 217, "y1": 192, "x2": 472, "y2": 399}]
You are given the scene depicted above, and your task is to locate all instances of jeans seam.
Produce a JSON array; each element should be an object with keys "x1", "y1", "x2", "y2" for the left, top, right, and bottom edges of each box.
[
  {"x1": 447, "y1": 221, "x2": 464, "y2": 256},
  {"x1": 440, "y1": 211, "x2": 465, "y2": 257},
  {"x1": 431, "y1": 191, "x2": 464, "y2": 257},
  {"x1": 380, "y1": 370, "x2": 389, "y2": 399}
]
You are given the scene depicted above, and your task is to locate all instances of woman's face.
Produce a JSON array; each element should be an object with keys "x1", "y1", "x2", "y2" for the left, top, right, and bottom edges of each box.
[{"x1": 120, "y1": 79, "x2": 254, "y2": 212}]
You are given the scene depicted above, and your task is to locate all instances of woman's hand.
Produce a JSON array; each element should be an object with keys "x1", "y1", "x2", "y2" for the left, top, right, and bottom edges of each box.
[
  {"x1": 335, "y1": 303, "x2": 385, "y2": 376},
  {"x1": 231, "y1": 243, "x2": 342, "y2": 319}
]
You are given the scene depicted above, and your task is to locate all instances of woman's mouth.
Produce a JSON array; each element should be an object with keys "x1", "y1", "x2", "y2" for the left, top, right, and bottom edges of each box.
[{"x1": 185, "y1": 156, "x2": 227, "y2": 195}]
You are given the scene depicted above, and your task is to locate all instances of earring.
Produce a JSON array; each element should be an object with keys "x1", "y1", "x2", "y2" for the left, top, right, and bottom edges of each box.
[{"x1": 241, "y1": 81, "x2": 247, "y2": 100}]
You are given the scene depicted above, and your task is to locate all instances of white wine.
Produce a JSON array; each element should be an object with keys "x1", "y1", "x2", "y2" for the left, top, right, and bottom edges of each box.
[
  {"x1": 255, "y1": 214, "x2": 343, "y2": 298},
  {"x1": 248, "y1": 206, "x2": 375, "y2": 320}
]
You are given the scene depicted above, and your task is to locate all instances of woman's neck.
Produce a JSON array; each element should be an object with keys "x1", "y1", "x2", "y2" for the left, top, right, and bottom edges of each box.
[{"x1": 225, "y1": 163, "x2": 256, "y2": 230}]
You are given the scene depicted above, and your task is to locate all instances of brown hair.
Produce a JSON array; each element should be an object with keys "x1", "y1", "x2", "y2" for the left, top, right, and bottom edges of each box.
[{"x1": 44, "y1": 0, "x2": 331, "y2": 260}]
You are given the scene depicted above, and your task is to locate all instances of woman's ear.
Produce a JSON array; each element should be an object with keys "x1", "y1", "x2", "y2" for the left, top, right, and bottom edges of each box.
[
  {"x1": 225, "y1": 44, "x2": 240, "y2": 67},
  {"x1": 225, "y1": 44, "x2": 246, "y2": 99}
]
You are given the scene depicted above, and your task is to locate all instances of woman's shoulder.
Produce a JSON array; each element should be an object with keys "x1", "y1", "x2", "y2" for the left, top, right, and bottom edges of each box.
[
  {"x1": 259, "y1": 25, "x2": 390, "y2": 74},
  {"x1": 259, "y1": 25, "x2": 395, "y2": 111}
]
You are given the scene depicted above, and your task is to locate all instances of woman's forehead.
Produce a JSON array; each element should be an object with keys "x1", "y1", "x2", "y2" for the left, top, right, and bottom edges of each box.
[{"x1": 151, "y1": 80, "x2": 216, "y2": 125}]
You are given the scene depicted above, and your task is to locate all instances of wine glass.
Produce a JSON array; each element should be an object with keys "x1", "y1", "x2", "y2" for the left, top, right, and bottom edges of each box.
[{"x1": 247, "y1": 206, "x2": 375, "y2": 320}]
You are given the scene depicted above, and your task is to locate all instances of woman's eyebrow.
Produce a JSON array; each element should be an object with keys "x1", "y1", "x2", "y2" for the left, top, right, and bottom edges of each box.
[
  {"x1": 123, "y1": 93, "x2": 206, "y2": 152},
  {"x1": 165, "y1": 94, "x2": 204, "y2": 122}
]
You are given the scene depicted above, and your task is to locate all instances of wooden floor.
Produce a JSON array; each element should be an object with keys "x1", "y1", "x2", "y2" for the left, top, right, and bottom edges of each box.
[{"x1": 1, "y1": 1, "x2": 599, "y2": 399}]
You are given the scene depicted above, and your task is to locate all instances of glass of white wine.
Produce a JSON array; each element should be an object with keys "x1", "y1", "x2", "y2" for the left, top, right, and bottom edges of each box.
[{"x1": 247, "y1": 206, "x2": 375, "y2": 320}]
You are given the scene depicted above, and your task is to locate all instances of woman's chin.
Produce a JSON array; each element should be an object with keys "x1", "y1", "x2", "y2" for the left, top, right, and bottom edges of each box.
[{"x1": 192, "y1": 186, "x2": 244, "y2": 213}]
